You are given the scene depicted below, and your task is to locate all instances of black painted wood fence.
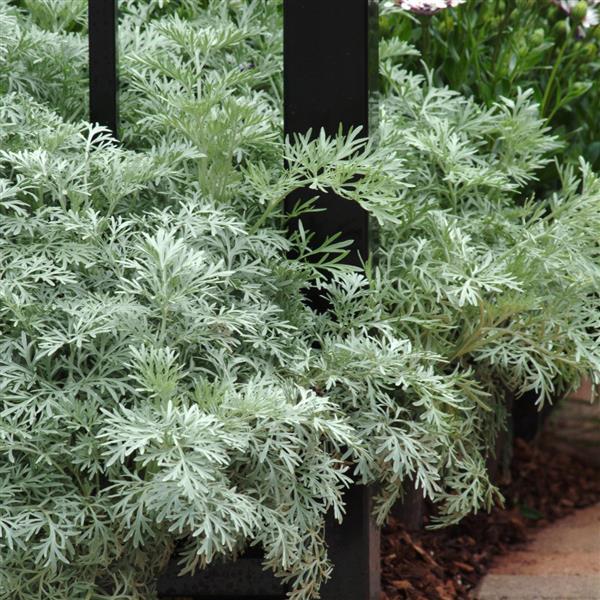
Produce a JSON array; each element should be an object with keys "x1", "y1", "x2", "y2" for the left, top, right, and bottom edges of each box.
[{"x1": 88, "y1": 1, "x2": 380, "y2": 598}]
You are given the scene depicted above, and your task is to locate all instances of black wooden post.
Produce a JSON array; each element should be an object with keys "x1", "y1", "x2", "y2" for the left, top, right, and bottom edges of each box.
[
  {"x1": 284, "y1": 0, "x2": 379, "y2": 272},
  {"x1": 159, "y1": 2, "x2": 381, "y2": 598},
  {"x1": 88, "y1": 0, "x2": 119, "y2": 139},
  {"x1": 284, "y1": 2, "x2": 381, "y2": 599}
]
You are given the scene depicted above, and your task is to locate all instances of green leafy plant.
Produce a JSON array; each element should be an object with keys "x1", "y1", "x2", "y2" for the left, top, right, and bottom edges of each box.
[
  {"x1": 0, "y1": 1, "x2": 598, "y2": 599},
  {"x1": 382, "y1": 0, "x2": 600, "y2": 170}
]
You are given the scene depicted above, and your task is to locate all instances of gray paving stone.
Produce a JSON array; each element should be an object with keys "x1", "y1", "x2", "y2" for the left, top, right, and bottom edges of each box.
[{"x1": 476, "y1": 574, "x2": 600, "y2": 599}]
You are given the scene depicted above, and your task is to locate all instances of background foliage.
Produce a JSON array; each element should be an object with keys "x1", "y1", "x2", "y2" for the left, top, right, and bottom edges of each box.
[
  {"x1": 382, "y1": 0, "x2": 600, "y2": 172},
  {"x1": 0, "y1": 1, "x2": 598, "y2": 599}
]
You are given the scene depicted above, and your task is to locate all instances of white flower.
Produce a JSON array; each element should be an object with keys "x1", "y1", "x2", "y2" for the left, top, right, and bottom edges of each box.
[
  {"x1": 584, "y1": 10, "x2": 600, "y2": 28},
  {"x1": 396, "y1": 0, "x2": 466, "y2": 15},
  {"x1": 553, "y1": 0, "x2": 600, "y2": 31}
]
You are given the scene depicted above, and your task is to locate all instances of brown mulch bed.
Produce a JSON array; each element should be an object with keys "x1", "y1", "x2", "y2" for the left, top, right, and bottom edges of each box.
[{"x1": 381, "y1": 434, "x2": 600, "y2": 600}]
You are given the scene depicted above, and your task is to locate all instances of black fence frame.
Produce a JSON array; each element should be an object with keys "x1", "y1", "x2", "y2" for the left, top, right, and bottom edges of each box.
[{"x1": 87, "y1": 1, "x2": 380, "y2": 598}]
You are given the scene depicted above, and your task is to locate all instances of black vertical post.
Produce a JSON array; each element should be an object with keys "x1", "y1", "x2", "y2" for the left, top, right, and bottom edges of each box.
[
  {"x1": 284, "y1": 2, "x2": 380, "y2": 599},
  {"x1": 284, "y1": 0, "x2": 379, "y2": 270},
  {"x1": 88, "y1": 0, "x2": 119, "y2": 139}
]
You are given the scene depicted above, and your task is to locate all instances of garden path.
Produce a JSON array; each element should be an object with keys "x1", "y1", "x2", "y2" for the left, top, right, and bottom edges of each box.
[
  {"x1": 475, "y1": 502, "x2": 600, "y2": 599},
  {"x1": 476, "y1": 383, "x2": 600, "y2": 600}
]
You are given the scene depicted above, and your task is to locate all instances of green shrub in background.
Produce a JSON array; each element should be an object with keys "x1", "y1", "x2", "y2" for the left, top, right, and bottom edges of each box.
[
  {"x1": 0, "y1": 1, "x2": 599, "y2": 599},
  {"x1": 382, "y1": 0, "x2": 600, "y2": 172}
]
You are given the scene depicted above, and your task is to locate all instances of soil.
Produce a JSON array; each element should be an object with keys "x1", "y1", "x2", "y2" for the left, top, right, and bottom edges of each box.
[{"x1": 380, "y1": 428, "x2": 600, "y2": 600}]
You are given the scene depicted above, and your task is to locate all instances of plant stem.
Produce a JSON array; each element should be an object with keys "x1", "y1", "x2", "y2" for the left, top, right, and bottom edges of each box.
[{"x1": 541, "y1": 40, "x2": 567, "y2": 119}]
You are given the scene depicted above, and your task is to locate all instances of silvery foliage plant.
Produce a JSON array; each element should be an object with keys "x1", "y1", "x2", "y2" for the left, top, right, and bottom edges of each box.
[{"x1": 0, "y1": 1, "x2": 598, "y2": 599}]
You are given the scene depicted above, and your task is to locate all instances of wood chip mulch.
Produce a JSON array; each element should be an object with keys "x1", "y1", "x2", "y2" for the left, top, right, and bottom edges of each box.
[{"x1": 381, "y1": 434, "x2": 600, "y2": 600}]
